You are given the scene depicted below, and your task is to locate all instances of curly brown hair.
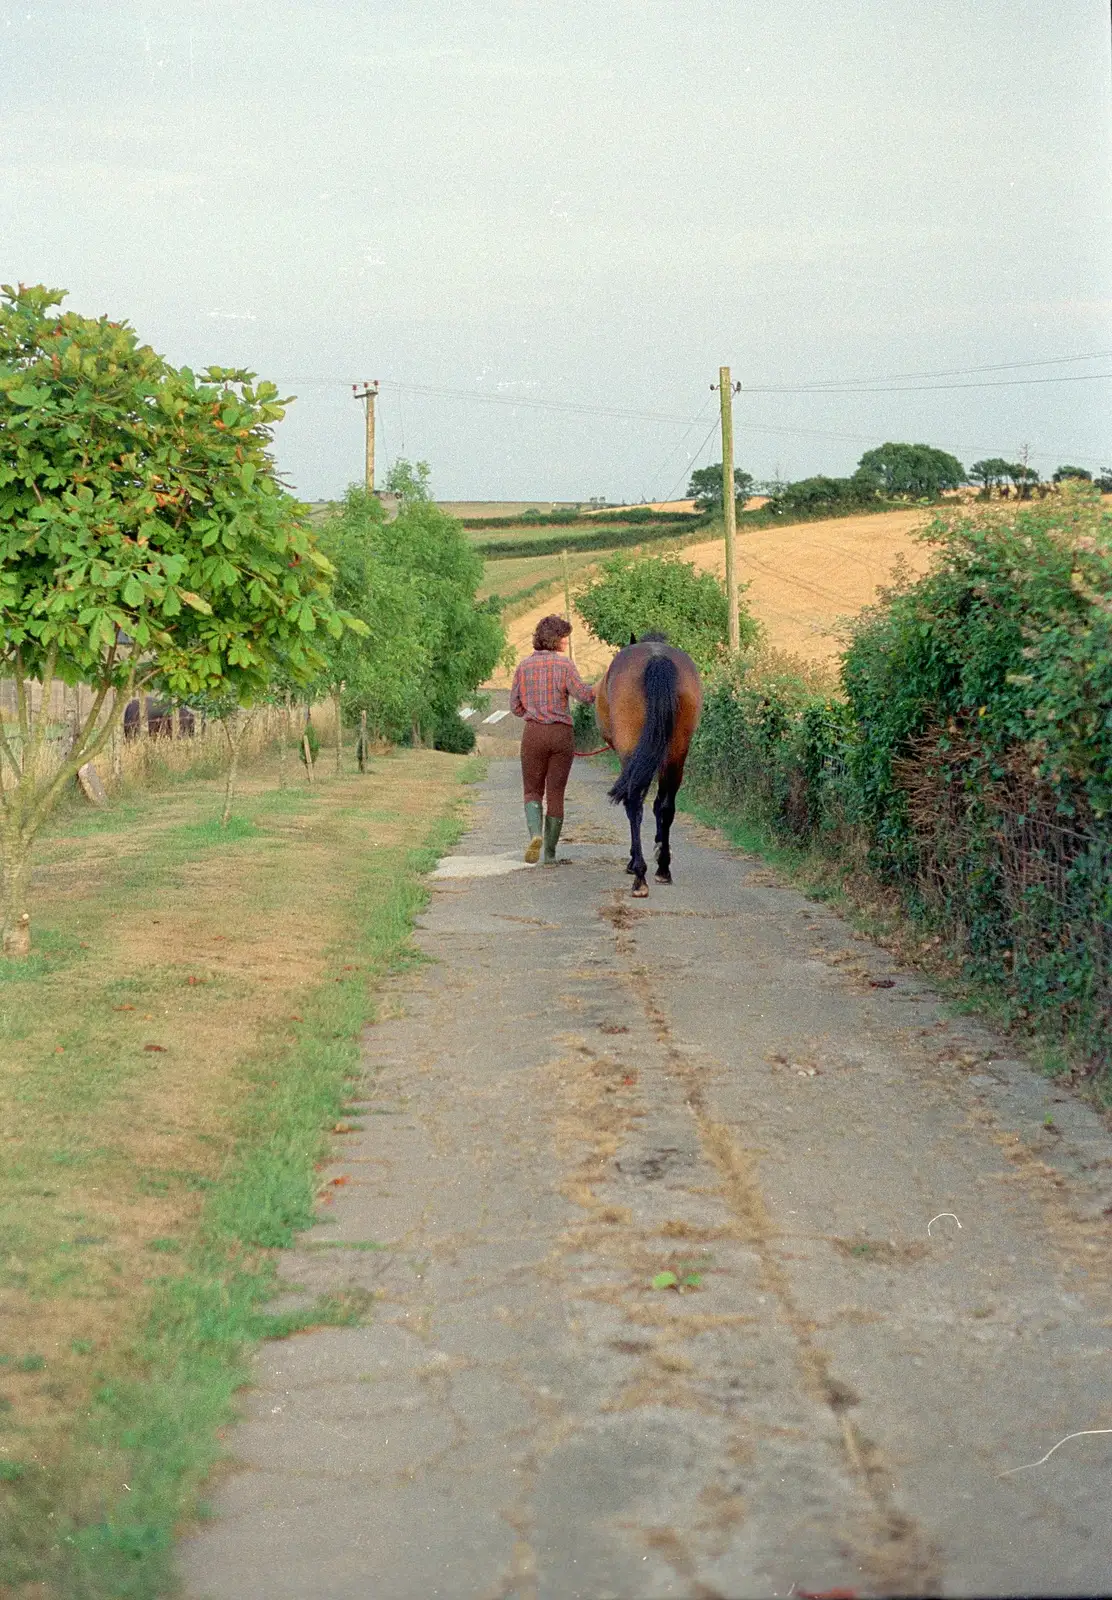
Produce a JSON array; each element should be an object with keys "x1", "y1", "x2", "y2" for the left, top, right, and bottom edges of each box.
[{"x1": 532, "y1": 614, "x2": 572, "y2": 652}]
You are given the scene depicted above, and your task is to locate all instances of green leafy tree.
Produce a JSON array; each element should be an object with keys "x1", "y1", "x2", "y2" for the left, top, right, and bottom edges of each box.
[
  {"x1": 765, "y1": 472, "x2": 882, "y2": 518},
  {"x1": 1053, "y1": 464, "x2": 1093, "y2": 484},
  {"x1": 857, "y1": 442, "x2": 965, "y2": 500},
  {"x1": 0, "y1": 283, "x2": 357, "y2": 953},
  {"x1": 969, "y1": 458, "x2": 1013, "y2": 497},
  {"x1": 313, "y1": 486, "x2": 503, "y2": 748},
  {"x1": 686, "y1": 463, "x2": 754, "y2": 513},
  {"x1": 574, "y1": 551, "x2": 758, "y2": 672},
  {"x1": 1004, "y1": 462, "x2": 1040, "y2": 499},
  {"x1": 312, "y1": 488, "x2": 430, "y2": 744},
  {"x1": 384, "y1": 457, "x2": 432, "y2": 504},
  {"x1": 376, "y1": 498, "x2": 504, "y2": 738}
]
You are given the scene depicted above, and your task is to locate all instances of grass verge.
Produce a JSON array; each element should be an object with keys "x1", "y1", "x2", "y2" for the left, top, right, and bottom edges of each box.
[{"x1": 0, "y1": 749, "x2": 478, "y2": 1598}]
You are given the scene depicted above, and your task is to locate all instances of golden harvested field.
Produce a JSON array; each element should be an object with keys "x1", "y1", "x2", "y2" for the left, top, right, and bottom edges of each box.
[{"x1": 488, "y1": 506, "x2": 933, "y2": 686}]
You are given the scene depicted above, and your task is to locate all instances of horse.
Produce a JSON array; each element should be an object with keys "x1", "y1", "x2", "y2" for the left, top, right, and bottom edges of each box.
[
  {"x1": 595, "y1": 633, "x2": 703, "y2": 898},
  {"x1": 122, "y1": 699, "x2": 196, "y2": 740}
]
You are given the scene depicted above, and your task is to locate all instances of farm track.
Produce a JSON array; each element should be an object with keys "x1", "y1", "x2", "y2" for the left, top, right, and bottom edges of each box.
[{"x1": 182, "y1": 759, "x2": 1112, "y2": 1599}]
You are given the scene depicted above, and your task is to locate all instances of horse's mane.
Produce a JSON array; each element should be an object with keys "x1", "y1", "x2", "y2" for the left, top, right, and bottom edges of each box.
[{"x1": 636, "y1": 631, "x2": 669, "y2": 644}]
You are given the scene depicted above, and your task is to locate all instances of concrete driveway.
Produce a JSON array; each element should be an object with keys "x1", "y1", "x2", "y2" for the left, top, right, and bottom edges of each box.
[{"x1": 181, "y1": 757, "x2": 1112, "y2": 1599}]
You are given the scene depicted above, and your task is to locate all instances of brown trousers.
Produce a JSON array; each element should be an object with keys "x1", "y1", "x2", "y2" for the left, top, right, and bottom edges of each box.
[{"x1": 520, "y1": 719, "x2": 575, "y2": 817}]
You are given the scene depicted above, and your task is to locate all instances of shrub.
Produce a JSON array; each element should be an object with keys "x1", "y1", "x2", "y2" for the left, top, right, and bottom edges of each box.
[
  {"x1": 574, "y1": 551, "x2": 758, "y2": 672},
  {"x1": 572, "y1": 698, "x2": 599, "y2": 752},
  {"x1": 432, "y1": 710, "x2": 476, "y2": 754},
  {"x1": 688, "y1": 651, "x2": 852, "y2": 843},
  {"x1": 764, "y1": 472, "x2": 884, "y2": 518}
]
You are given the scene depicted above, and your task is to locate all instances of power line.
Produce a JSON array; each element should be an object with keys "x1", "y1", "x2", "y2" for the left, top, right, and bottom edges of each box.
[
  {"x1": 734, "y1": 413, "x2": 1109, "y2": 467},
  {"x1": 661, "y1": 416, "x2": 721, "y2": 505},
  {"x1": 275, "y1": 369, "x2": 1108, "y2": 470},
  {"x1": 739, "y1": 349, "x2": 1112, "y2": 391},
  {"x1": 380, "y1": 378, "x2": 698, "y2": 427},
  {"x1": 650, "y1": 390, "x2": 717, "y2": 502},
  {"x1": 740, "y1": 371, "x2": 1112, "y2": 396}
]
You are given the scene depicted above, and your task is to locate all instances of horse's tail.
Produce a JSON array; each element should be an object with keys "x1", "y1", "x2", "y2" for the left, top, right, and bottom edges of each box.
[{"x1": 609, "y1": 656, "x2": 678, "y2": 808}]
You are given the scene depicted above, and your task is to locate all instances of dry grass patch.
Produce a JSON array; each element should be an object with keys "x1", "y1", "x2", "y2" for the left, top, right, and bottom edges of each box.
[{"x1": 0, "y1": 747, "x2": 471, "y2": 1594}]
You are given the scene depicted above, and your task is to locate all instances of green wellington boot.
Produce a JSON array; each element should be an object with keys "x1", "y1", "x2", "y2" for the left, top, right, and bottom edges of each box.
[
  {"x1": 524, "y1": 801, "x2": 543, "y2": 863},
  {"x1": 542, "y1": 813, "x2": 563, "y2": 864}
]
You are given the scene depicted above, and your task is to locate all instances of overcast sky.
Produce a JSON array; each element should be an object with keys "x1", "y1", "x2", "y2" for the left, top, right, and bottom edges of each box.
[{"x1": 5, "y1": 1, "x2": 1111, "y2": 502}]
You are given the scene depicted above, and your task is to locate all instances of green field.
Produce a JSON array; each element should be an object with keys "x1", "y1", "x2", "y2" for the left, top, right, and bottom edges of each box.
[{"x1": 477, "y1": 547, "x2": 602, "y2": 609}]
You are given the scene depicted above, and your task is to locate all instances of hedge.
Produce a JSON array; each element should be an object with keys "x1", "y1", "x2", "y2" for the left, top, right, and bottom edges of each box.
[{"x1": 685, "y1": 485, "x2": 1112, "y2": 1070}]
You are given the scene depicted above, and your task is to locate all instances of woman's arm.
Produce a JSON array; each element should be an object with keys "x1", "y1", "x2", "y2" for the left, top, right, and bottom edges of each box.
[
  {"x1": 563, "y1": 659, "x2": 597, "y2": 705},
  {"x1": 510, "y1": 663, "x2": 527, "y2": 718}
]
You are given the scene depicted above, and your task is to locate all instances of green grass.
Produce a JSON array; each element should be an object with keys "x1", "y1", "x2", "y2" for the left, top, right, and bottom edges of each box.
[{"x1": 0, "y1": 753, "x2": 476, "y2": 1597}]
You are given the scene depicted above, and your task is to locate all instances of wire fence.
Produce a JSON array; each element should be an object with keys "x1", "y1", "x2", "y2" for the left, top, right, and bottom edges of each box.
[{"x1": 0, "y1": 687, "x2": 342, "y2": 798}]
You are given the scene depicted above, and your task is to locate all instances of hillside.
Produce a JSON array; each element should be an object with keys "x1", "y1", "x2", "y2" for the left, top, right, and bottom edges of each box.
[{"x1": 488, "y1": 505, "x2": 934, "y2": 686}]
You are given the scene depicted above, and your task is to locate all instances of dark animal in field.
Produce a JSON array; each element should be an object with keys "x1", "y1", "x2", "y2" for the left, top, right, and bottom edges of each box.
[
  {"x1": 122, "y1": 699, "x2": 196, "y2": 739},
  {"x1": 595, "y1": 632, "x2": 703, "y2": 897}
]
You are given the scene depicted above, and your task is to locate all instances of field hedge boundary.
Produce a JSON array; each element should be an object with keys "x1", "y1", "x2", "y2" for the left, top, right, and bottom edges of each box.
[
  {"x1": 463, "y1": 507, "x2": 707, "y2": 530},
  {"x1": 474, "y1": 518, "x2": 714, "y2": 559}
]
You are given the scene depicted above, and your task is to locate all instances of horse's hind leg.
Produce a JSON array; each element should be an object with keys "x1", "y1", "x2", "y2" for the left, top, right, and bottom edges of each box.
[
  {"x1": 654, "y1": 764, "x2": 681, "y2": 884},
  {"x1": 624, "y1": 795, "x2": 649, "y2": 896}
]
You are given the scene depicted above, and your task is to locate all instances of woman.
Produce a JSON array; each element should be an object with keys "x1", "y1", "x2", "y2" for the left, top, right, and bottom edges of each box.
[{"x1": 510, "y1": 614, "x2": 597, "y2": 864}]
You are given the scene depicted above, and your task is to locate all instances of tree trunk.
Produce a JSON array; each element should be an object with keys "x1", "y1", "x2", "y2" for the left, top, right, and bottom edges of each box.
[
  {"x1": 277, "y1": 702, "x2": 288, "y2": 790},
  {"x1": 333, "y1": 688, "x2": 343, "y2": 776},
  {"x1": 221, "y1": 713, "x2": 241, "y2": 828},
  {"x1": 359, "y1": 710, "x2": 367, "y2": 774},
  {"x1": 1, "y1": 827, "x2": 32, "y2": 958},
  {"x1": 302, "y1": 733, "x2": 314, "y2": 783}
]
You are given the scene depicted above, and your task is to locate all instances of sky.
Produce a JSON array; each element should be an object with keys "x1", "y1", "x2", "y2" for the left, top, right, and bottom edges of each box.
[{"x1": 4, "y1": 0, "x2": 1111, "y2": 503}]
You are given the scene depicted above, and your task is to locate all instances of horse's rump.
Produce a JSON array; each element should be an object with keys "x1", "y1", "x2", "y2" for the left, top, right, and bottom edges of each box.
[{"x1": 608, "y1": 654, "x2": 679, "y2": 806}]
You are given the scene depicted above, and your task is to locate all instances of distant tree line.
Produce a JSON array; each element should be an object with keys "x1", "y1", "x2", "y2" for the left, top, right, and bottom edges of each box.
[{"x1": 689, "y1": 443, "x2": 1111, "y2": 519}]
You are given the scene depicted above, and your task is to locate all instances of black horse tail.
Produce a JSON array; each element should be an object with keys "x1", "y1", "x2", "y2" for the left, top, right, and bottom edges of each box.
[{"x1": 609, "y1": 656, "x2": 678, "y2": 808}]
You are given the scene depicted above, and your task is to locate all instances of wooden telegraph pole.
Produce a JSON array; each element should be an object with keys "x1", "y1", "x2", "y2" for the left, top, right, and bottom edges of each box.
[
  {"x1": 352, "y1": 381, "x2": 379, "y2": 491},
  {"x1": 561, "y1": 547, "x2": 574, "y2": 662},
  {"x1": 715, "y1": 366, "x2": 742, "y2": 654}
]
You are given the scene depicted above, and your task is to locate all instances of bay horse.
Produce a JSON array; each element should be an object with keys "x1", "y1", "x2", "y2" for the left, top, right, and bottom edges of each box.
[{"x1": 595, "y1": 633, "x2": 702, "y2": 897}]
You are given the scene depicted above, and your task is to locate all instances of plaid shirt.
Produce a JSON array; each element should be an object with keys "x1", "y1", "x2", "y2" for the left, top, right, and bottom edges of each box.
[{"x1": 510, "y1": 651, "x2": 596, "y2": 724}]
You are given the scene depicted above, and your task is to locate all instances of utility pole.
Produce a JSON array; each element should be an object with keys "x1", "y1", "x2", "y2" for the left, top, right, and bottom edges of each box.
[
  {"x1": 352, "y1": 381, "x2": 379, "y2": 491},
  {"x1": 713, "y1": 367, "x2": 742, "y2": 653}
]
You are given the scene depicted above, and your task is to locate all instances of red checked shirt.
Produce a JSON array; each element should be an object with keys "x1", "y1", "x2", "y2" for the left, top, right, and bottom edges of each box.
[{"x1": 510, "y1": 651, "x2": 596, "y2": 724}]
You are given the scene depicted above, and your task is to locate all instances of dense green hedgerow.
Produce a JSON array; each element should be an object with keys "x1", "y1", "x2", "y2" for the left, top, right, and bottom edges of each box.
[{"x1": 685, "y1": 484, "x2": 1112, "y2": 1068}]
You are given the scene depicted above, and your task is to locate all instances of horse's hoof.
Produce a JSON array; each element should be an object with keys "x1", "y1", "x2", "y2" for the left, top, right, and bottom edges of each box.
[
  {"x1": 654, "y1": 871, "x2": 672, "y2": 885},
  {"x1": 631, "y1": 881, "x2": 649, "y2": 898}
]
